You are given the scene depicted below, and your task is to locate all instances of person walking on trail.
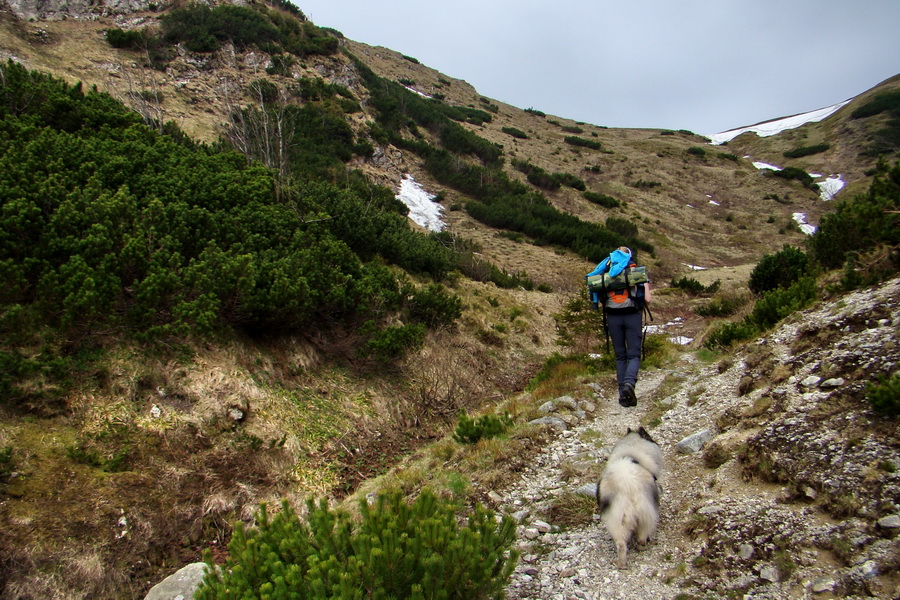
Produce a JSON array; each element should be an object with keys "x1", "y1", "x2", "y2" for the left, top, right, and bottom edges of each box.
[{"x1": 586, "y1": 246, "x2": 653, "y2": 407}]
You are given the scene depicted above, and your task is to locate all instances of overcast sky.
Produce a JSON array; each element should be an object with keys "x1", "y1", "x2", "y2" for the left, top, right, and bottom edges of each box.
[{"x1": 293, "y1": 0, "x2": 900, "y2": 136}]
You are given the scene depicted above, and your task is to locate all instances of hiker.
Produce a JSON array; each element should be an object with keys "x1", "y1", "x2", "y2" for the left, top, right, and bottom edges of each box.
[{"x1": 586, "y1": 246, "x2": 652, "y2": 407}]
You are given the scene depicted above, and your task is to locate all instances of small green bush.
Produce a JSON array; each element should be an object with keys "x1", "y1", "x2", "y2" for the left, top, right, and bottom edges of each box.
[
  {"x1": 687, "y1": 146, "x2": 707, "y2": 157},
  {"x1": 783, "y1": 143, "x2": 830, "y2": 158},
  {"x1": 452, "y1": 412, "x2": 513, "y2": 445},
  {"x1": 695, "y1": 293, "x2": 746, "y2": 317},
  {"x1": 105, "y1": 28, "x2": 149, "y2": 50},
  {"x1": 556, "y1": 172, "x2": 586, "y2": 191},
  {"x1": 406, "y1": 283, "x2": 463, "y2": 328},
  {"x1": 748, "y1": 276, "x2": 817, "y2": 329},
  {"x1": 703, "y1": 320, "x2": 760, "y2": 349},
  {"x1": 672, "y1": 276, "x2": 720, "y2": 296},
  {"x1": 564, "y1": 136, "x2": 602, "y2": 150},
  {"x1": 266, "y1": 53, "x2": 296, "y2": 76},
  {"x1": 749, "y1": 245, "x2": 811, "y2": 294},
  {"x1": 605, "y1": 216, "x2": 638, "y2": 239},
  {"x1": 632, "y1": 180, "x2": 661, "y2": 189},
  {"x1": 850, "y1": 91, "x2": 900, "y2": 120},
  {"x1": 867, "y1": 372, "x2": 900, "y2": 416},
  {"x1": 808, "y1": 161, "x2": 900, "y2": 274},
  {"x1": 501, "y1": 126, "x2": 529, "y2": 139},
  {"x1": 363, "y1": 323, "x2": 426, "y2": 363},
  {"x1": 196, "y1": 490, "x2": 519, "y2": 599},
  {"x1": 583, "y1": 191, "x2": 620, "y2": 208},
  {"x1": 703, "y1": 277, "x2": 817, "y2": 349},
  {"x1": 771, "y1": 166, "x2": 817, "y2": 189}
]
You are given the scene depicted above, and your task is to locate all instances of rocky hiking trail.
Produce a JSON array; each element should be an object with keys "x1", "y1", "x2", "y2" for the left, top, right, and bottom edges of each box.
[
  {"x1": 145, "y1": 279, "x2": 899, "y2": 600},
  {"x1": 496, "y1": 277, "x2": 900, "y2": 600}
]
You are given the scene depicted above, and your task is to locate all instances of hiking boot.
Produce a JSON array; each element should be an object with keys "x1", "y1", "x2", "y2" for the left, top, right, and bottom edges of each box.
[{"x1": 622, "y1": 382, "x2": 637, "y2": 407}]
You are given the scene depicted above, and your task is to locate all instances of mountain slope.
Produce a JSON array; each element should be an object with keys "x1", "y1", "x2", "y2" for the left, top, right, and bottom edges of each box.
[{"x1": 0, "y1": 2, "x2": 898, "y2": 598}]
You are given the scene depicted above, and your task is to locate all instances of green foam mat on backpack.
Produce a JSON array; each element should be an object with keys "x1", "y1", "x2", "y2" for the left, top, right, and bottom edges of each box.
[{"x1": 587, "y1": 266, "x2": 648, "y2": 292}]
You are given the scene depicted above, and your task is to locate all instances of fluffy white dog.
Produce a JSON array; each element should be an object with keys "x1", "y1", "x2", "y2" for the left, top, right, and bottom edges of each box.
[{"x1": 596, "y1": 426, "x2": 663, "y2": 569}]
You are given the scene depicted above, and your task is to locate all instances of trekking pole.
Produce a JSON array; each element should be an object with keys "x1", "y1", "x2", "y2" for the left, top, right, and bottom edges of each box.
[{"x1": 602, "y1": 306, "x2": 610, "y2": 354}]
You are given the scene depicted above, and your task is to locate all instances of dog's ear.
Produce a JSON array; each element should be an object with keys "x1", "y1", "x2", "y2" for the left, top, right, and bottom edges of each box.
[
  {"x1": 626, "y1": 426, "x2": 633, "y2": 434},
  {"x1": 637, "y1": 426, "x2": 657, "y2": 444}
]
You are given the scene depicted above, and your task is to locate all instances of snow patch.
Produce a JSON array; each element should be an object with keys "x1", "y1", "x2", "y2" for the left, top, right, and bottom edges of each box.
[
  {"x1": 683, "y1": 264, "x2": 707, "y2": 271},
  {"x1": 793, "y1": 212, "x2": 816, "y2": 235},
  {"x1": 709, "y1": 100, "x2": 852, "y2": 144},
  {"x1": 818, "y1": 175, "x2": 845, "y2": 201},
  {"x1": 396, "y1": 175, "x2": 445, "y2": 232},
  {"x1": 752, "y1": 163, "x2": 846, "y2": 201},
  {"x1": 402, "y1": 84, "x2": 430, "y2": 99}
]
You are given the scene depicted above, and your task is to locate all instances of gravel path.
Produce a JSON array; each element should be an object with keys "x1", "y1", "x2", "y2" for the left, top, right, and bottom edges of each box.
[
  {"x1": 498, "y1": 361, "x2": 721, "y2": 600},
  {"x1": 495, "y1": 277, "x2": 900, "y2": 600}
]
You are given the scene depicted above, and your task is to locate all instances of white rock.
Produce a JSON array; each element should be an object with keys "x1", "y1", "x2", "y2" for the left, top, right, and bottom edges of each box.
[
  {"x1": 877, "y1": 514, "x2": 900, "y2": 529},
  {"x1": 533, "y1": 520, "x2": 552, "y2": 533},
  {"x1": 760, "y1": 565, "x2": 780, "y2": 582},
  {"x1": 811, "y1": 576, "x2": 836, "y2": 593},
  {"x1": 144, "y1": 563, "x2": 211, "y2": 600},
  {"x1": 801, "y1": 375, "x2": 822, "y2": 387},
  {"x1": 676, "y1": 429, "x2": 716, "y2": 453}
]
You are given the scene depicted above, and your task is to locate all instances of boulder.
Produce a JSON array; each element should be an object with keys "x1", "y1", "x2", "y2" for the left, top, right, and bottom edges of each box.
[
  {"x1": 144, "y1": 562, "x2": 210, "y2": 600},
  {"x1": 675, "y1": 428, "x2": 716, "y2": 454}
]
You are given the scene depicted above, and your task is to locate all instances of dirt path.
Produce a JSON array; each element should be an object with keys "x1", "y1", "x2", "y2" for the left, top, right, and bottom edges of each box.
[
  {"x1": 495, "y1": 340, "x2": 812, "y2": 600},
  {"x1": 496, "y1": 277, "x2": 900, "y2": 600}
]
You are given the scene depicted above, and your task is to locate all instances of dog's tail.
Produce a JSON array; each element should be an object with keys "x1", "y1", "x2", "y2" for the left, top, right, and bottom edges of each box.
[
  {"x1": 597, "y1": 466, "x2": 660, "y2": 569},
  {"x1": 599, "y1": 493, "x2": 641, "y2": 569}
]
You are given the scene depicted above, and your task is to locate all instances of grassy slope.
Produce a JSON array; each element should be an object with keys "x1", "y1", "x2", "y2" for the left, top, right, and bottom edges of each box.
[{"x1": 0, "y1": 7, "x2": 896, "y2": 598}]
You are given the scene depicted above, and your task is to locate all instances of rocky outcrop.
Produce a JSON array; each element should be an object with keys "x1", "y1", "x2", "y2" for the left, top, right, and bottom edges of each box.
[{"x1": 5, "y1": 0, "x2": 167, "y2": 21}]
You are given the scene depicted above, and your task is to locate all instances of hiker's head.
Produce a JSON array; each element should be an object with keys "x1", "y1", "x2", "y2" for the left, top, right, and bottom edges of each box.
[{"x1": 616, "y1": 246, "x2": 635, "y2": 262}]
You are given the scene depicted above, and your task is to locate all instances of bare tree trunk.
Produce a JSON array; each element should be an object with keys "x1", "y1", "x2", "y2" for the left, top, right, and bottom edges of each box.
[{"x1": 114, "y1": 44, "x2": 166, "y2": 132}]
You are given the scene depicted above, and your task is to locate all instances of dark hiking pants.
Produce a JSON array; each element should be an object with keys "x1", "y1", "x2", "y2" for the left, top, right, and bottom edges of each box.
[{"x1": 606, "y1": 309, "x2": 642, "y2": 397}]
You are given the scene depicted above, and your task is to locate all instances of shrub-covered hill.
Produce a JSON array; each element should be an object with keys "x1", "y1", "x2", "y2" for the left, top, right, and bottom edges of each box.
[
  {"x1": 721, "y1": 73, "x2": 900, "y2": 200},
  {"x1": 3, "y1": 0, "x2": 873, "y2": 277},
  {"x1": 0, "y1": 1, "x2": 898, "y2": 597}
]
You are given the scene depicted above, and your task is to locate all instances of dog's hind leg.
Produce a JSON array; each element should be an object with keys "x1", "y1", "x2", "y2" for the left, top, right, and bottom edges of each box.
[{"x1": 615, "y1": 538, "x2": 628, "y2": 570}]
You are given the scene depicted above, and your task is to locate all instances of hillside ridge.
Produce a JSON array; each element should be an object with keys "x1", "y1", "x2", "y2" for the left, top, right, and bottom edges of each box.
[{"x1": 0, "y1": 2, "x2": 898, "y2": 598}]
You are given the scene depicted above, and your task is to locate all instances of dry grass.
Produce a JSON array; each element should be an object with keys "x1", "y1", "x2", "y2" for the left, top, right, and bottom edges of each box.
[
  {"x1": 0, "y1": 10, "x2": 892, "y2": 598},
  {"x1": 546, "y1": 490, "x2": 597, "y2": 530}
]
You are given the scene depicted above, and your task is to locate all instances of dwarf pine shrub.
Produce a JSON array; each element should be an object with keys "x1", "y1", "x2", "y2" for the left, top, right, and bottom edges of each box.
[
  {"x1": 452, "y1": 412, "x2": 513, "y2": 444},
  {"x1": 583, "y1": 191, "x2": 620, "y2": 208},
  {"x1": 564, "y1": 136, "x2": 602, "y2": 150},
  {"x1": 672, "y1": 276, "x2": 706, "y2": 295},
  {"x1": 695, "y1": 293, "x2": 746, "y2": 317},
  {"x1": 771, "y1": 166, "x2": 817, "y2": 190},
  {"x1": 703, "y1": 277, "x2": 817, "y2": 349},
  {"x1": 808, "y1": 160, "x2": 900, "y2": 276},
  {"x1": 196, "y1": 490, "x2": 519, "y2": 599},
  {"x1": 867, "y1": 372, "x2": 900, "y2": 416},
  {"x1": 748, "y1": 245, "x2": 811, "y2": 294},
  {"x1": 502, "y1": 126, "x2": 529, "y2": 139},
  {"x1": 783, "y1": 143, "x2": 829, "y2": 158}
]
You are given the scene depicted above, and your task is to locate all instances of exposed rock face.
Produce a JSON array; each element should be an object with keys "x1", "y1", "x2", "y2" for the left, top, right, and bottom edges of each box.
[{"x1": 6, "y1": 0, "x2": 164, "y2": 21}]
